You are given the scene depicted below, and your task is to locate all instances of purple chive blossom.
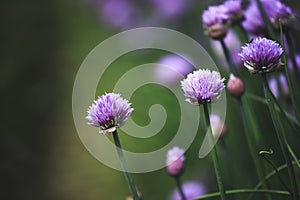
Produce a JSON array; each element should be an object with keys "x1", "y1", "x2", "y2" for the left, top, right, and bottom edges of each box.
[
  {"x1": 170, "y1": 181, "x2": 206, "y2": 200},
  {"x1": 99, "y1": 0, "x2": 135, "y2": 29},
  {"x1": 262, "y1": 0, "x2": 294, "y2": 26},
  {"x1": 223, "y1": 0, "x2": 244, "y2": 23},
  {"x1": 239, "y1": 37, "x2": 283, "y2": 74},
  {"x1": 202, "y1": 5, "x2": 230, "y2": 40},
  {"x1": 181, "y1": 69, "x2": 225, "y2": 105},
  {"x1": 242, "y1": 2, "x2": 265, "y2": 34},
  {"x1": 242, "y1": 0, "x2": 294, "y2": 33},
  {"x1": 154, "y1": 54, "x2": 193, "y2": 85},
  {"x1": 166, "y1": 146, "x2": 185, "y2": 176},
  {"x1": 86, "y1": 93, "x2": 134, "y2": 134},
  {"x1": 151, "y1": 0, "x2": 187, "y2": 19}
]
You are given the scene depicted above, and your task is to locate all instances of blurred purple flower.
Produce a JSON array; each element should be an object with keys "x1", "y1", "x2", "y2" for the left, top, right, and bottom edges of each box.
[
  {"x1": 223, "y1": 0, "x2": 244, "y2": 24},
  {"x1": 242, "y1": 0, "x2": 294, "y2": 33},
  {"x1": 239, "y1": 37, "x2": 283, "y2": 73},
  {"x1": 166, "y1": 146, "x2": 185, "y2": 176},
  {"x1": 99, "y1": 0, "x2": 136, "y2": 29},
  {"x1": 86, "y1": 93, "x2": 134, "y2": 134},
  {"x1": 210, "y1": 30, "x2": 242, "y2": 69},
  {"x1": 181, "y1": 69, "x2": 225, "y2": 105},
  {"x1": 170, "y1": 181, "x2": 206, "y2": 200},
  {"x1": 268, "y1": 74, "x2": 289, "y2": 99},
  {"x1": 151, "y1": 0, "x2": 188, "y2": 19},
  {"x1": 202, "y1": 5, "x2": 230, "y2": 40},
  {"x1": 242, "y1": 2, "x2": 264, "y2": 34},
  {"x1": 154, "y1": 54, "x2": 193, "y2": 85},
  {"x1": 288, "y1": 54, "x2": 300, "y2": 71}
]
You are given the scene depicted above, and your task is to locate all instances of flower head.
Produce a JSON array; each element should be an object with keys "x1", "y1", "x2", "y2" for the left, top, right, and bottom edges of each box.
[
  {"x1": 166, "y1": 146, "x2": 185, "y2": 176},
  {"x1": 86, "y1": 93, "x2": 134, "y2": 134},
  {"x1": 151, "y1": 0, "x2": 187, "y2": 19},
  {"x1": 239, "y1": 37, "x2": 283, "y2": 74},
  {"x1": 170, "y1": 181, "x2": 206, "y2": 200},
  {"x1": 154, "y1": 54, "x2": 193, "y2": 85},
  {"x1": 262, "y1": 0, "x2": 294, "y2": 27},
  {"x1": 242, "y1": 0, "x2": 294, "y2": 33},
  {"x1": 202, "y1": 5, "x2": 230, "y2": 40},
  {"x1": 181, "y1": 69, "x2": 225, "y2": 105},
  {"x1": 223, "y1": 0, "x2": 244, "y2": 24}
]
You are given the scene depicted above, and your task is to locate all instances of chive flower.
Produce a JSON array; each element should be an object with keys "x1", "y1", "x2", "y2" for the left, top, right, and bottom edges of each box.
[
  {"x1": 170, "y1": 181, "x2": 206, "y2": 200},
  {"x1": 239, "y1": 37, "x2": 283, "y2": 74},
  {"x1": 242, "y1": 0, "x2": 294, "y2": 33},
  {"x1": 181, "y1": 69, "x2": 225, "y2": 105},
  {"x1": 86, "y1": 93, "x2": 134, "y2": 134},
  {"x1": 223, "y1": 0, "x2": 244, "y2": 24},
  {"x1": 202, "y1": 5, "x2": 230, "y2": 40},
  {"x1": 166, "y1": 146, "x2": 185, "y2": 176}
]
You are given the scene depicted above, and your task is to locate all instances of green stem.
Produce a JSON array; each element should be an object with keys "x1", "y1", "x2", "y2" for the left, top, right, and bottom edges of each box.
[
  {"x1": 237, "y1": 24, "x2": 249, "y2": 43},
  {"x1": 283, "y1": 29, "x2": 300, "y2": 123},
  {"x1": 246, "y1": 93, "x2": 300, "y2": 129},
  {"x1": 112, "y1": 130, "x2": 140, "y2": 200},
  {"x1": 255, "y1": 159, "x2": 300, "y2": 189},
  {"x1": 287, "y1": 144, "x2": 300, "y2": 169},
  {"x1": 262, "y1": 74, "x2": 299, "y2": 200},
  {"x1": 220, "y1": 39, "x2": 238, "y2": 76},
  {"x1": 239, "y1": 99, "x2": 266, "y2": 186},
  {"x1": 259, "y1": 151, "x2": 290, "y2": 192},
  {"x1": 175, "y1": 176, "x2": 187, "y2": 200},
  {"x1": 203, "y1": 103, "x2": 226, "y2": 200},
  {"x1": 255, "y1": 0, "x2": 276, "y2": 40},
  {"x1": 193, "y1": 189, "x2": 291, "y2": 200}
]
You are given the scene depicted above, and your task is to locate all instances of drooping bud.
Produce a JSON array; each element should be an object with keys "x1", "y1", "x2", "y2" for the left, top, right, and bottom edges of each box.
[{"x1": 227, "y1": 74, "x2": 245, "y2": 99}]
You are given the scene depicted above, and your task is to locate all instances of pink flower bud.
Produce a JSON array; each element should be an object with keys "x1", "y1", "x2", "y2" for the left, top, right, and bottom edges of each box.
[
  {"x1": 227, "y1": 74, "x2": 245, "y2": 98},
  {"x1": 166, "y1": 147, "x2": 185, "y2": 176}
]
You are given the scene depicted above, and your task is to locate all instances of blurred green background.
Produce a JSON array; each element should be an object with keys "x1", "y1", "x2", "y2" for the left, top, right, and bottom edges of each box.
[{"x1": 1, "y1": 0, "x2": 300, "y2": 199}]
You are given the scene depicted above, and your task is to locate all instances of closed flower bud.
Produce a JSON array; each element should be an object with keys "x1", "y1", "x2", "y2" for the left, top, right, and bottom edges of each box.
[
  {"x1": 227, "y1": 74, "x2": 245, "y2": 98},
  {"x1": 166, "y1": 147, "x2": 185, "y2": 177}
]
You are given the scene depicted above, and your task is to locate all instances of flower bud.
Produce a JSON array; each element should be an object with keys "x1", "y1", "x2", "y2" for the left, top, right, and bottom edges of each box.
[
  {"x1": 227, "y1": 74, "x2": 245, "y2": 99},
  {"x1": 210, "y1": 114, "x2": 227, "y2": 139},
  {"x1": 166, "y1": 147, "x2": 185, "y2": 177}
]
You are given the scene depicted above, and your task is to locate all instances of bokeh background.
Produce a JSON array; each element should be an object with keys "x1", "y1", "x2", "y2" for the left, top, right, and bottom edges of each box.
[{"x1": 1, "y1": 0, "x2": 300, "y2": 199}]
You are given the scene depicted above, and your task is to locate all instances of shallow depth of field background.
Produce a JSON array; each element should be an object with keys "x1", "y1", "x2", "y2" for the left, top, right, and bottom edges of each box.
[{"x1": 1, "y1": 0, "x2": 300, "y2": 199}]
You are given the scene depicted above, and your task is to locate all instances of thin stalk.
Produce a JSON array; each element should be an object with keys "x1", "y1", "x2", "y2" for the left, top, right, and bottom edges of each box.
[
  {"x1": 175, "y1": 176, "x2": 187, "y2": 200},
  {"x1": 287, "y1": 144, "x2": 300, "y2": 169},
  {"x1": 220, "y1": 39, "x2": 238, "y2": 76},
  {"x1": 246, "y1": 93, "x2": 300, "y2": 128},
  {"x1": 262, "y1": 74, "x2": 299, "y2": 200},
  {"x1": 259, "y1": 150, "x2": 290, "y2": 192},
  {"x1": 255, "y1": 159, "x2": 300, "y2": 189},
  {"x1": 279, "y1": 28, "x2": 300, "y2": 123},
  {"x1": 193, "y1": 189, "x2": 291, "y2": 200},
  {"x1": 239, "y1": 99, "x2": 266, "y2": 185},
  {"x1": 280, "y1": 22, "x2": 300, "y2": 123},
  {"x1": 237, "y1": 24, "x2": 249, "y2": 43},
  {"x1": 255, "y1": 0, "x2": 276, "y2": 40},
  {"x1": 203, "y1": 103, "x2": 226, "y2": 200},
  {"x1": 286, "y1": 32, "x2": 300, "y2": 77},
  {"x1": 112, "y1": 130, "x2": 140, "y2": 200}
]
